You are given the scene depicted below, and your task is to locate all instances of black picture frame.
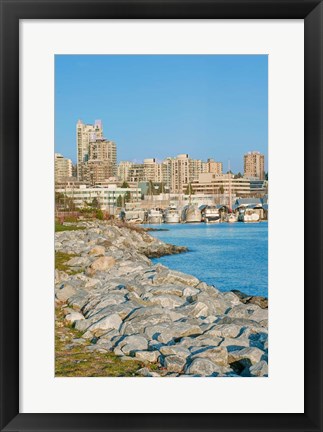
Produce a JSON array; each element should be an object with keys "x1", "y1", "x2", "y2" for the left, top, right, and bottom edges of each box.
[{"x1": 0, "y1": 1, "x2": 322, "y2": 431}]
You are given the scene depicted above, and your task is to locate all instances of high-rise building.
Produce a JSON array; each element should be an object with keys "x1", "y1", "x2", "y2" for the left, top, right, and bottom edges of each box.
[
  {"x1": 76, "y1": 119, "x2": 103, "y2": 179},
  {"x1": 171, "y1": 154, "x2": 190, "y2": 193},
  {"x1": 55, "y1": 153, "x2": 73, "y2": 182},
  {"x1": 207, "y1": 158, "x2": 223, "y2": 175},
  {"x1": 82, "y1": 139, "x2": 117, "y2": 185},
  {"x1": 244, "y1": 151, "x2": 265, "y2": 180},
  {"x1": 118, "y1": 161, "x2": 133, "y2": 182},
  {"x1": 143, "y1": 158, "x2": 158, "y2": 181}
]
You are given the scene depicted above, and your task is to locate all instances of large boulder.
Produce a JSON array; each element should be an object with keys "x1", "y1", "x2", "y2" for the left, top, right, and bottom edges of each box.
[
  {"x1": 147, "y1": 294, "x2": 186, "y2": 309},
  {"x1": 135, "y1": 350, "x2": 160, "y2": 363},
  {"x1": 190, "y1": 346, "x2": 228, "y2": 366},
  {"x1": 88, "y1": 245, "x2": 106, "y2": 256},
  {"x1": 228, "y1": 347, "x2": 264, "y2": 365},
  {"x1": 86, "y1": 256, "x2": 116, "y2": 275},
  {"x1": 153, "y1": 269, "x2": 200, "y2": 287},
  {"x1": 164, "y1": 355, "x2": 186, "y2": 373},
  {"x1": 204, "y1": 323, "x2": 242, "y2": 339},
  {"x1": 185, "y1": 358, "x2": 223, "y2": 376},
  {"x1": 64, "y1": 311, "x2": 84, "y2": 324},
  {"x1": 159, "y1": 345, "x2": 191, "y2": 359},
  {"x1": 55, "y1": 284, "x2": 76, "y2": 302},
  {"x1": 249, "y1": 360, "x2": 268, "y2": 377},
  {"x1": 116, "y1": 334, "x2": 148, "y2": 356},
  {"x1": 87, "y1": 313, "x2": 122, "y2": 333}
]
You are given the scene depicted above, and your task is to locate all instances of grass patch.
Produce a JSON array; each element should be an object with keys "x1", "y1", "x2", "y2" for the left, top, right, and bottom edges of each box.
[
  {"x1": 55, "y1": 251, "x2": 83, "y2": 275},
  {"x1": 55, "y1": 223, "x2": 86, "y2": 232},
  {"x1": 55, "y1": 308, "x2": 158, "y2": 377}
]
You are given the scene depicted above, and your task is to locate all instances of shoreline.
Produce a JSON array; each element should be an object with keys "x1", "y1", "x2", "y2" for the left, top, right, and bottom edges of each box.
[{"x1": 55, "y1": 221, "x2": 268, "y2": 377}]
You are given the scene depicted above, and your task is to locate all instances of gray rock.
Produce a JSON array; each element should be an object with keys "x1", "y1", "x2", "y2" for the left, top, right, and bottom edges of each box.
[
  {"x1": 86, "y1": 256, "x2": 116, "y2": 276},
  {"x1": 135, "y1": 350, "x2": 160, "y2": 363},
  {"x1": 190, "y1": 346, "x2": 228, "y2": 366},
  {"x1": 249, "y1": 360, "x2": 268, "y2": 377},
  {"x1": 117, "y1": 334, "x2": 148, "y2": 356},
  {"x1": 87, "y1": 313, "x2": 122, "y2": 333},
  {"x1": 88, "y1": 245, "x2": 106, "y2": 256},
  {"x1": 228, "y1": 347, "x2": 265, "y2": 365},
  {"x1": 64, "y1": 312, "x2": 84, "y2": 324},
  {"x1": 159, "y1": 345, "x2": 191, "y2": 359},
  {"x1": 164, "y1": 355, "x2": 186, "y2": 373},
  {"x1": 227, "y1": 304, "x2": 268, "y2": 322},
  {"x1": 153, "y1": 269, "x2": 200, "y2": 287},
  {"x1": 145, "y1": 321, "x2": 203, "y2": 344},
  {"x1": 137, "y1": 367, "x2": 161, "y2": 377},
  {"x1": 122, "y1": 314, "x2": 172, "y2": 336},
  {"x1": 149, "y1": 285, "x2": 185, "y2": 297},
  {"x1": 148, "y1": 294, "x2": 186, "y2": 309},
  {"x1": 56, "y1": 284, "x2": 76, "y2": 302},
  {"x1": 66, "y1": 256, "x2": 89, "y2": 267},
  {"x1": 185, "y1": 358, "x2": 223, "y2": 376},
  {"x1": 205, "y1": 323, "x2": 242, "y2": 339},
  {"x1": 179, "y1": 335, "x2": 223, "y2": 351}
]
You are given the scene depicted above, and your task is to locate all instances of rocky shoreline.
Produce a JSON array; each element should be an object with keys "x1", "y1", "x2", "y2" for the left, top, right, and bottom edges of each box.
[{"x1": 55, "y1": 221, "x2": 268, "y2": 377}]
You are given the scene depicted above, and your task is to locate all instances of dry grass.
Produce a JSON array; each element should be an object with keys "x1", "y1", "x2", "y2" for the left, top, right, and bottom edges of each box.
[{"x1": 55, "y1": 308, "x2": 159, "y2": 377}]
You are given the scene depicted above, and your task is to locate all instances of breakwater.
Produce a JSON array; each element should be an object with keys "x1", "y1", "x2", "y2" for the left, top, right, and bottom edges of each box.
[{"x1": 55, "y1": 221, "x2": 268, "y2": 377}]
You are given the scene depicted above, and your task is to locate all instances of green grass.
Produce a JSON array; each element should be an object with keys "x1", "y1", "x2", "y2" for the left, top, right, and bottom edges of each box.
[
  {"x1": 55, "y1": 308, "x2": 159, "y2": 377},
  {"x1": 55, "y1": 223, "x2": 85, "y2": 232},
  {"x1": 55, "y1": 251, "x2": 84, "y2": 275}
]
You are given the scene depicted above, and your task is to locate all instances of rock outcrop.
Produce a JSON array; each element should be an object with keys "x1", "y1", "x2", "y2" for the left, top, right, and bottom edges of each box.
[{"x1": 55, "y1": 221, "x2": 268, "y2": 377}]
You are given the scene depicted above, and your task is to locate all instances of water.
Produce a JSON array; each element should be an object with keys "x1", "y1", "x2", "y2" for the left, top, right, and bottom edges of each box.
[{"x1": 145, "y1": 222, "x2": 268, "y2": 297}]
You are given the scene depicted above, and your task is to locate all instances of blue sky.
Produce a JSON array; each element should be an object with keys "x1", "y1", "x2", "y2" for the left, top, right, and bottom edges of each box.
[{"x1": 55, "y1": 55, "x2": 268, "y2": 173}]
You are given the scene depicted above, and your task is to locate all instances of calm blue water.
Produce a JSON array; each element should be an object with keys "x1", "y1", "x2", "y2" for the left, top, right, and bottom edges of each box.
[{"x1": 145, "y1": 222, "x2": 268, "y2": 297}]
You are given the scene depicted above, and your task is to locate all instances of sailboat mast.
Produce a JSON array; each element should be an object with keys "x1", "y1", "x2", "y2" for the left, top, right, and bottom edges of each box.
[{"x1": 228, "y1": 160, "x2": 232, "y2": 211}]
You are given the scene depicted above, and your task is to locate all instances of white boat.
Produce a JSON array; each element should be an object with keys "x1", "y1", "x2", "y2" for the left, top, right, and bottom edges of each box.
[
  {"x1": 243, "y1": 209, "x2": 260, "y2": 223},
  {"x1": 124, "y1": 210, "x2": 145, "y2": 224},
  {"x1": 147, "y1": 209, "x2": 163, "y2": 224},
  {"x1": 164, "y1": 205, "x2": 180, "y2": 223},
  {"x1": 227, "y1": 213, "x2": 237, "y2": 223},
  {"x1": 238, "y1": 208, "x2": 260, "y2": 223},
  {"x1": 182, "y1": 204, "x2": 202, "y2": 223},
  {"x1": 201, "y1": 205, "x2": 220, "y2": 223}
]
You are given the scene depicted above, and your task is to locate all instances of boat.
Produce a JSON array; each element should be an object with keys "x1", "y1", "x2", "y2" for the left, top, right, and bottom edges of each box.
[
  {"x1": 147, "y1": 209, "x2": 163, "y2": 224},
  {"x1": 123, "y1": 209, "x2": 145, "y2": 224},
  {"x1": 243, "y1": 208, "x2": 260, "y2": 223},
  {"x1": 226, "y1": 166, "x2": 237, "y2": 223},
  {"x1": 200, "y1": 205, "x2": 220, "y2": 223},
  {"x1": 182, "y1": 204, "x2": 202, "y2": 223},
  {"x1": 227, "y1": 212, "x2": 237, "y2": 223},
  {"x1": 237, "y1": 207, "x2": 260, "y2": 223},
  {"x1": 164, "y1": 205, "x2": 180, "y2": 223}
]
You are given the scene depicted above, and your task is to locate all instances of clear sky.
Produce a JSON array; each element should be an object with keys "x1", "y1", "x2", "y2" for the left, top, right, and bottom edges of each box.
[{"x1": 55, "y1": 55, "x2": 268, "y2": 173}]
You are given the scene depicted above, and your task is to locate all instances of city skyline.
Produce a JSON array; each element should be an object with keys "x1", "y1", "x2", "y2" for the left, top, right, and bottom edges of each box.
[{"x1": 55, "y1": 55, "x2": 268, "y2": 173}]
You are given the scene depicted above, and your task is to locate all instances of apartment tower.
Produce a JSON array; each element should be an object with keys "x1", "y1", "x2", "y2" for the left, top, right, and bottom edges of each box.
[{"x1": 244, "y1": 151, "x2": 265, "y2": 180}]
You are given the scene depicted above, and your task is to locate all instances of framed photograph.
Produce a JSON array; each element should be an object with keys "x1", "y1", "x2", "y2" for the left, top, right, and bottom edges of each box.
[{"x1": 0, "y1": 0, "x2": 322, "y2": 431}]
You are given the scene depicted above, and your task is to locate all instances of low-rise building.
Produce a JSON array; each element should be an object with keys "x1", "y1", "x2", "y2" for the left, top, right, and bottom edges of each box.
[
  {"x1": 185, "y1": 173, "x2": 251, "y2": 196},
  {"x1": 55, "y1": 184, "x2": 141, "y2": 213}
]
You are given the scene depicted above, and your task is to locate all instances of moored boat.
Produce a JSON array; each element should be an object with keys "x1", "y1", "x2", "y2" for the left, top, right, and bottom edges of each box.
[
  {"x1": 243, "y1": 209, "x2": 260, "y2": 223},
  {"x1": 200, "y1": 205, "x2": 220, "y2": 223},
  {"x1": 227, "y1": 212, "x2": 237, "y2": 223},
  {"x1": 164, "y1": 205, "x2": 180, "y2": 223},
  {"x1": 147, "y1": 209, "x2": 163, "y2": 224},
  {"x1": 237, "y1": 207, "x2": 260, "y2": 223},
  {"x1": 182, "y1": 204, "x2": 202, "y2": 223}
]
